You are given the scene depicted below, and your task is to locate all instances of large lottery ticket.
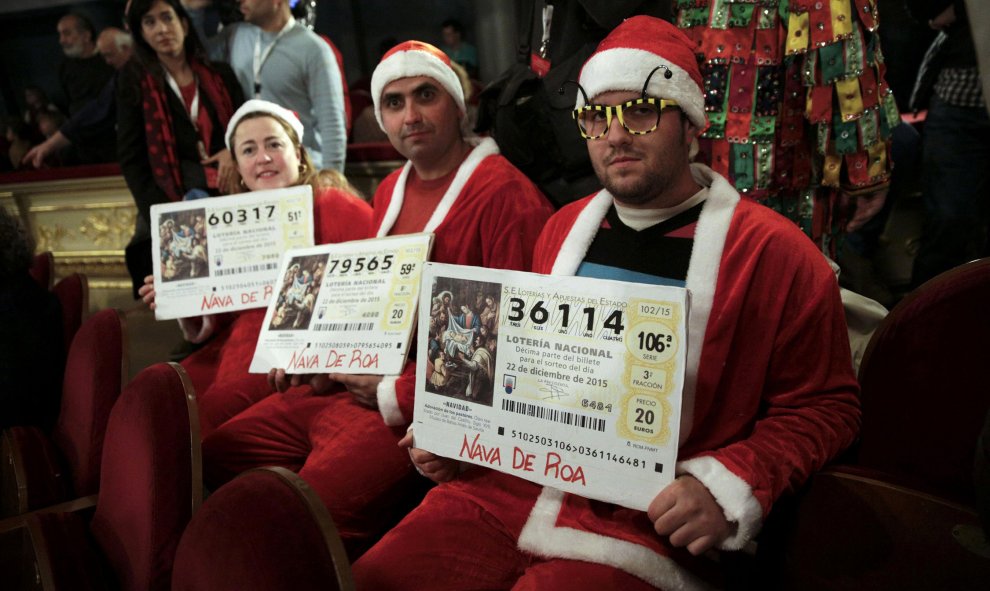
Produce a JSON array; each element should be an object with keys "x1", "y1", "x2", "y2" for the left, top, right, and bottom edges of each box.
[
  {"x1": 151, "y1": 186, "x2": 314, "y2": 320},
  {"x1": 412, "y1": 263, "x2": 689, "y2": 511},
  {"x1": 249, "y1": 233, "x2": 433, "y2": 376}
]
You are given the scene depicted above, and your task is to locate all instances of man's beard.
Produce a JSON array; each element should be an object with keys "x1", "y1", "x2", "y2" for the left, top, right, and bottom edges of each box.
[
  {"x1": 592, "y1": 127, "x2": 689, "y2": 206},
  {"x1": 593, "y1": 152, "x2": 671, "y2": 206},
  {"x1": 63, "y1": 44, "x2": 84, "y2": 58}
]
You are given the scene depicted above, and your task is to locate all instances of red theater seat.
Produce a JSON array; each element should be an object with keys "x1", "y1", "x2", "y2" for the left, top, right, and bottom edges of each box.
[
  {"x1": 855, "y1": 257, "x2": 990, "y2": 503},
  {"x1": 171, "y1": 466, "x2": 353, "y2": 591},
  {"x1": 29, "y1": 251, "x2": 55, "y2": 290},
  {"x1": 769, "y1": 467, "x2": 990, "y2": 590},
  {"x1": 52, "y1": 272, "x2": 89, "y2": 352},
  {"x1": 1, "y1": 308, "x2": 128, "y2": 517},
  {"x1": 0, "y1": 362, "x2": 202, "y2": 591}
]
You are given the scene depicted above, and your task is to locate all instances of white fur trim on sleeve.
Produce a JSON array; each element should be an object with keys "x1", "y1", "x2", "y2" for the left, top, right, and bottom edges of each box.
[
  {"x1": 518, "y1": 488, "x2": 715, "y2": 591},
  {"x1": 376, "y1": 375, "x2": 404, "y2": 426},
  {"x1": 676, "y1": 456, "x2": 763, "y2": 551}
]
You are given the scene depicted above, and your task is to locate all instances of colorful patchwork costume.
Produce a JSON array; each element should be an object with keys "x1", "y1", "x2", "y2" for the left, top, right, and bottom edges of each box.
[{"x1": 676, "y1": 0, "x2": 899, "y2": 251}]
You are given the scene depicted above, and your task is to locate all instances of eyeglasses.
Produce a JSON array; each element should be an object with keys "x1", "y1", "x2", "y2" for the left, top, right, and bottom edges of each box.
[
  {"x1": 560, "y1": 64, "x2": 680, "y2": 140},
  {"x1": 572, "y1": 97, "x2": 680, "y2": 140}
]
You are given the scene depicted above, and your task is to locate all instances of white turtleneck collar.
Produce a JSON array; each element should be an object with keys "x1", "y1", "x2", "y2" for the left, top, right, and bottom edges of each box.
[{"x1": 613, "y1": 187, "x2": 709, "y2": 231}]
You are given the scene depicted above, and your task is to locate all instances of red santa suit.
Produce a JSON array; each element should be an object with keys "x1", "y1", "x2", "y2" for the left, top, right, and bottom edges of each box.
[
  {"x1": 352, "y1": 163, "x2": 861, "y2": 590},
  {"x1": 177, "y1": 187, "x2": 372, "y2": 435},
  {"x1": 201, "y1": 136, "x2": 554, "y2": 553}
]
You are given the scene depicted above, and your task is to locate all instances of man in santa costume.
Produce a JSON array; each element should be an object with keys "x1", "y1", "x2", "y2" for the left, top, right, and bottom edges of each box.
[
  {"x1": 200, "y1": 40, "x2": 553, "y2": 557},
  {"x1": 352, "y1": 17, "x2": 860, "y2": 590}
]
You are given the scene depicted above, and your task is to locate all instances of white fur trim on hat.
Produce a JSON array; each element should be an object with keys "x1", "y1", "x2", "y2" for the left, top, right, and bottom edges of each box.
[
  {"x1": 225, "y1": 99, "x2": 305, "y2": 150},
  {"x1": 577, "y1": 47, "x2": 707, "y2": 129},
  {"x1": 371, "y1": 42, "x2": 466, "y2": 131}
]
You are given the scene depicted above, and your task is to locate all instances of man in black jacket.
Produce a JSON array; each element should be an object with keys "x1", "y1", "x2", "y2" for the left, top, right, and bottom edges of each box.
[{"x1": 55, "y1": 12, "x2": 117, "y2": 164}]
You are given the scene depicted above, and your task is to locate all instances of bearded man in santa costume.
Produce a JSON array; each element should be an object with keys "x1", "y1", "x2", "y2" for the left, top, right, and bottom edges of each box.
[
  {"x1": 200, "y1": 41, "x2": 553, "y2": 557},
  {"x1": 352, "y1": 16, "x2": 860, "y2": 590}
]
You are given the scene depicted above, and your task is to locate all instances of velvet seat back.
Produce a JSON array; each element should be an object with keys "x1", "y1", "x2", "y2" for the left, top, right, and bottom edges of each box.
[
  {"x1": 772, "y1": 468, "x2": 990, "y2": 589},
  {"x1": 51, "y1": 308, "x2": 128, "y2": 497},
  {"x1": 171, "y1": 467, "x2": 353, "y2": 591},
  {"x1": 857, "y1": 258, "x2": 990, "y2": 503},
  {"x1": 29, "y1": 251, "x2": 55, "y2": 290},
  {"x1": 90, "y1": 362, "x2": 201, "y2": 591},
  {"x1": 52, "y1": 272, "x2": 89, "y2": 351}
]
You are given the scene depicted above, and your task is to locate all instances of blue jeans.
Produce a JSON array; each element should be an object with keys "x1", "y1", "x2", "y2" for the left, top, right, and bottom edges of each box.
[{"x1": 912, "y1": 96, "x2": 990, "y2": 286}]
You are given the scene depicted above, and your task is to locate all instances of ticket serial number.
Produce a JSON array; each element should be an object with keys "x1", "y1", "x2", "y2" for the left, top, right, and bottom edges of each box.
[
  {"x1": 206, "y1": 205, "x2": 279, "y2": 226},
  {"x1": 509, "y1": 429, "x2": 647, "y2": 469}
]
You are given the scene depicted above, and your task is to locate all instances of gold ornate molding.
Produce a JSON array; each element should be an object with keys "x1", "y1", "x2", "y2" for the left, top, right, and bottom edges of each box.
[{"x1": 0, "y1": 174, "x2": 134, "y2": 288}]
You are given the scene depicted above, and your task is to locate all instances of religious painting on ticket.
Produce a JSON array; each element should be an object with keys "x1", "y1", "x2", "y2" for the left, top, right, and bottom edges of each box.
[
  {"x1": 157, "y1": 208, "x2": 209, "y2": 282},
  {"x1": 268, "y1": 253, "x2": 329, "y2": 331},
  {"x1": 424, "y1": 276, "x2": 502, "y2": 407}
]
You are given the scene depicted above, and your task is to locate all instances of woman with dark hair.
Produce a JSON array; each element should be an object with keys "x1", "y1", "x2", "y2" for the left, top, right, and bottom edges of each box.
[{"x1": 118, "y1": 0, "x2": 243, "y2": 297}]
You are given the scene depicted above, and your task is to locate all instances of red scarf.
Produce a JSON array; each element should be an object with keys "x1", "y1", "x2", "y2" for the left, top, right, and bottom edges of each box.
[{"x1": 140, "y1": 59, "x2": 235, "y2": 201}]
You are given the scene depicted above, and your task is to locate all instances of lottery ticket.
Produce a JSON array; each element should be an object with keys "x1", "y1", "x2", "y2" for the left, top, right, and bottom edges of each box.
[
  {"x1": 249, "y1": 233, "x2": 433, "y2": 376},
  {"x1": 412, "y1": 263, "x2": 689, "y2": 511},
  {"x1": 151, "y1": 186, "x2": 313, "y2": 320}
]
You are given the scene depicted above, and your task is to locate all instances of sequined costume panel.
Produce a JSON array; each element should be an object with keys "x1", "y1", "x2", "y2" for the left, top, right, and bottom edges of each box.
[{"x1": 677, "y1": 0, "x2": 897, "y2": 248}]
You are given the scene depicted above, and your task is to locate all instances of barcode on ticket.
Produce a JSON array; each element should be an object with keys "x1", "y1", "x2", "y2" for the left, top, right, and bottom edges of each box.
[
  {"x1": 312, "y1": 321, "x2": 374, "y2": 332},
  {"x1": 215, "y1": 262, "x2": 279, "y2": 277},
  {"x1": 501, "y1": 399, "x2": 606, "y2": 432}
]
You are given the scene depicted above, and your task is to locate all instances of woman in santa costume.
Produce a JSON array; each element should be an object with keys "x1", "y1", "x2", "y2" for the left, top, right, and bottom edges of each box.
[
  {"x1": 138, "y1": 99, "x2": 373, "y2": 435},
  {"x1": 200, "y1": 41, "x2": 553, "y2": 557},
  {"x1": 353, "y1": 17, "x2": 859, "y2": 590}
]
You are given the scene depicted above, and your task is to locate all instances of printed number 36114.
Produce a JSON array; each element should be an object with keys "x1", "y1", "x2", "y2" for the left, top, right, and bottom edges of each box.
[{"x1": 505, "y1": 298, "x2": 624, "y2": 335}]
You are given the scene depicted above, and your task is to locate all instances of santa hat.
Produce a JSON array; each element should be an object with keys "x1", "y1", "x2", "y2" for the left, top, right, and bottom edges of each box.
[
  {"x1": 577, "y1": 16, "x2": 707, "y2": 129},
  {"x1": 225, "y1": 99, "x2": 305, "y2": 150},
  {"x1": 371, "y1": 40, "x2": 466, "y2": 130}
]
